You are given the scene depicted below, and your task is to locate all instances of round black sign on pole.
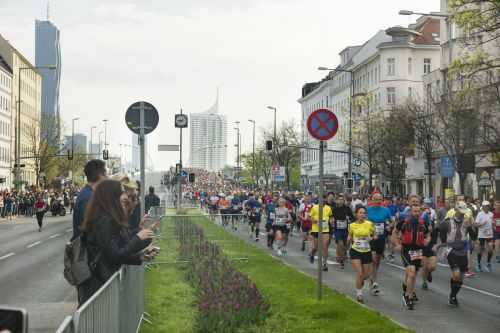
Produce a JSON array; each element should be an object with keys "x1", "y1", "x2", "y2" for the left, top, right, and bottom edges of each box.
[{"x1": 125, "y1": 101, "x2": 159, "y2": 135}]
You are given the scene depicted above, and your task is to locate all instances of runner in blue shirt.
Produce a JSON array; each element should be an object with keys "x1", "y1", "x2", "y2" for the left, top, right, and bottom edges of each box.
[
  {"x1": 367, "y1": 192, "x2": 393, "y2": 296},
  {"x1": 245, "y1": 193, "x2": 262, "y2": 242},
  {"x1": 265, "y1": 198, "x2": 277, "y2": 249}
]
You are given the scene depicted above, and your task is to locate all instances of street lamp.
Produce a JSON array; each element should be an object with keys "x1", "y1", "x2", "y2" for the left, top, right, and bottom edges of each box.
[
  {"x1": 267, "y1": 106, "x2": 277, "y2": 191},
  {"x1": 318, "y1": 66, "x2": 355, "y2": 192},
  {"x1": 90, "y1": 126, "x2": 97, "y2": 156},
  {"x1": 98, "y1": 131, "x2": 104, "y2": 157},
  {"x1": 15, "y1": 65, "x2": 56, "y2": 188},
  {"x1": 248, "y1": 119, "x2": 256, "y2": 186},
  {"x1": 234, "y1": 121, "x2": 240, "y2": 184},
  {"x1": 71, "y1": 117, "x2": 80, "y2": 185}
]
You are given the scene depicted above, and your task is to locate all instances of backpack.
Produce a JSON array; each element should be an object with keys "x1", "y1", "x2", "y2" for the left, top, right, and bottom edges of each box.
[{"x1": 63, "y1": 235, "x2": 101, "y2": 286}]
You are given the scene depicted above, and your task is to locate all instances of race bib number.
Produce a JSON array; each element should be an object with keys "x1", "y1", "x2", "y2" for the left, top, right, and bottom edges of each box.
[
  {"x1": 495, "y1": 219, "x2": 500, "y2": 227},
  {"x1": 484, "y1": 227, "x2": 493, "y2": 237},
  {"x1": 269, "y1": 213, "x2": 275, "y2": 220},
  {"x1": 320, "y1": 221, "x2": 329, "y2": 232},
  {"x1": 409, "y1": 249, "x2": 423, "y2": 261},
  {"x1": 276, "y1": 217, "x2": 286, "y2": 225},
  {"x1": 375, "y1": 223, "x2": 385, "y2": 235},
  {"x1": 355, "y1": 238, "x2": 370, "y2": 251},
  {"x1": 336, "y1": 220, "x2": 347, "y2": 229}
]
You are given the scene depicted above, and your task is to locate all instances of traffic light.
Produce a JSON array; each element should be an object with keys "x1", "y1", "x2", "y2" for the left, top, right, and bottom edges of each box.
[
  {"x1": 266, "y1": 140, "x2": 273, "y2": 151},
  {"x1": 347, "y1": 179, "x2": 353, "y2": 189},
  {"x1": 67, "y1": 150, "x2": 73, "y2": 160},
  {"x1": 188, "y1": 173, "x2": 195, "y2": 183},
  {"x1": 103, "y1": 149, "x2": 109, "y2": 160}
]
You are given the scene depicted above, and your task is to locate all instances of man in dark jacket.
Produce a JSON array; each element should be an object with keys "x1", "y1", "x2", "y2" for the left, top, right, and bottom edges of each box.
[
  {"x1": 72, "y1": 160, "x2": 106, "y2": 240},
  {"x1": 144, "y1": 186, "x2": 160, "y2": 214}
]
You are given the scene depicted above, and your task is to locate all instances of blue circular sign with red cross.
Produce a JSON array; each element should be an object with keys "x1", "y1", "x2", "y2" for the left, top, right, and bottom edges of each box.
[{"x1": 307, "y1": 109, "x2": 339, "y2": 141}]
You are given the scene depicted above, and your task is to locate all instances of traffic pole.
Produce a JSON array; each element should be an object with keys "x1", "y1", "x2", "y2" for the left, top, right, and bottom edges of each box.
[
  {"x1": 139, "y1": 102, "x2": 146, "y2": 216},
  {"x1": 317, "y1": 140, "x2": 324, "y2": 300},
  {"x1": 178, "y1": 109, "x2": 183, "y2": 212}
]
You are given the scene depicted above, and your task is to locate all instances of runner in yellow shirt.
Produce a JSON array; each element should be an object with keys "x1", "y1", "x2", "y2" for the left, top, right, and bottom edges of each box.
[
  {"x1": 309, "y1": 202, "x2": 333, "y2": 271},
  {"x1": 348, "y1": 206, "x2": 376, "y2": 303}
]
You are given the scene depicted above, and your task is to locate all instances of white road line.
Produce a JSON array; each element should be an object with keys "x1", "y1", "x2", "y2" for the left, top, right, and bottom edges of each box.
[
  {"x1": 49, "y1": 233, "x2": 61, "y2": 239},
  {"x1": 385, "y1": 262, "x2": 500, "y2": 299},
  {"x1": 27, "y1": 241, "x2": 42, "y2": 248},
  {"x1": 0, "y1": 252, "x2": 15, "y2": 261}
]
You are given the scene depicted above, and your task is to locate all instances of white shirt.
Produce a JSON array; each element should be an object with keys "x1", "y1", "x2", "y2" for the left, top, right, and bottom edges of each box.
[
  {"x1": 475, "y1": 211, "x2": 494, "y2": 239},
  {"x1": 351, "y1": 199, "x2": 363, "y2": 212}
]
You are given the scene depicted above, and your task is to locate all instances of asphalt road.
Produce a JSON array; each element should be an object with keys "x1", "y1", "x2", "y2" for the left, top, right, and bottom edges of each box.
[
  {"x1": 209, "y1": 215, "x2": 500, "y2": 333},
  {"x1": 0, "y1": 214, "x2": 77, "y2": 333}
]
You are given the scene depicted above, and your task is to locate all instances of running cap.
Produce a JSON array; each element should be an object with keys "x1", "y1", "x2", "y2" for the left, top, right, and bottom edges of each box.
[{"x1": 482, "y1": 200, "x2": 490, "y2": 207}]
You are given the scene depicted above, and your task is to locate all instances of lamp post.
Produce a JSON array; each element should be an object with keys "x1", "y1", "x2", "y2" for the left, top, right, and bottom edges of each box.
[
  {"x1": 102, "y1": 119, "x2": 108, "y2": 167},
  {"x1": 90, "y1": 126, "x2": 96, "y2": 157},
  {"x1": 248, "y1": 119, "x2": 256, "y2": 186},
  {"x1": 234, "y1": 121, "x2": 240, "y2": 184},
  {"x1": 15, "y1": 65, "x2": 56, "y2": 188},
  {"x1": 267, "y1": 106, "x2": 277, "y2": 191},
  {"x1": 98, "y1": 131, "x2": 104, "y2": 159},
  {"x1": 318, "y1": 66, "x2": 355, "y2": 192},
  {"x1": 71, "y1": 117, "x2": 80, "y2": 185}
]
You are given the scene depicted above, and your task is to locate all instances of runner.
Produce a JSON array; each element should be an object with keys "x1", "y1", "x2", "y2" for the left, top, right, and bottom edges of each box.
[
  {"x1": 245, "y1": 193, "x2": 262, "y2": 242},
  {"x1": 446, "y1": 198, "x2": 475, "y2": 277},
  {"x1": 264, "y1": 196, "x2": 277, "y2": 249},
  {"x1": 298, "y1": 193, "x2": 314, "y2": 252},
  {"x1": 230, "y1": 191, "x2": 243, "y2": 231},
  {"x1": 435, "y1": 201, "x2": 473, "y2": 307},
  {"x1": 367, "y1": 192, "x2": 392, "y2": 296},
  {"x1": 273, "y1": 198, "x2": 292, "y2": 256},
  {"x1": 218, "y1": 194, "x2": 230, "y2": 227},
  {"x1": 421, "y1": 198, "x2": 438, "y2": 290},
  {"x1": 348, "y1": 206, "x2": 375, "y2": 303},
  {"x1": 494, "y1": 200, "x2": 500, "y2": 263},
  {"x1": 332, "y1": 194, "x2": 354, "y2": 269},
  {"x1": 393, "y1": 205, "x2": 430, "y2": 310},
  {"x1": 208, "y1": 191, "x2": 220, "y2": 218},
  {"x1": 309, "y1": 197, "x2": 333, "y2": 271},
  {"x1": 475, "y1": 201, "x2": 494, "y2": 272}
]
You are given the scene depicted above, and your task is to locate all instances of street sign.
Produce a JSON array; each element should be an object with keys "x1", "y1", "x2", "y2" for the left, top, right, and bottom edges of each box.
[
  {"x1": 125, "y1": 101, "x2": 159, "y2": 135},
  {"x1": 272, "y1": 165, "x2": 280, "y2": 175},
  {"x1": 181, "y1": 170, "x2": 188, "y2": 178},
  {"x1": 441, "y1": 156, "x2": 454, "y2": 178},
  {"x1": 306, "y1": 109, "x2": 339, "y2": 141},
  {"x1": 175, "y1": 114, "x2": 188, "y2": 128},
  {"x1": 158, "y1": 145, "x2": 180, "y2": 152},
  {"x1": 353, "y1": 159, "x2": 362, "y2": 167}
]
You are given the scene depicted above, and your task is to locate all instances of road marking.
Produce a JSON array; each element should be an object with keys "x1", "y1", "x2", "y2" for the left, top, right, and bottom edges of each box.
[
  {"x1": 27, "y1": 241, "x2": 42, "y2": 248},
  {"x1": 65, "y1": 229, "x2": 72, "y2": 233},
  {"x1": 437, "y1": 263, "x2": 450, "y2": 268},
  {"x1": 385, "y1": 262, "x2": 500, "y2": 299},
  {"x1": 0, "y1": 252, "x2": 15, "y2": 261},
  {"x1": 49, "y1": 233, "x2": 61, "y2": 239}
]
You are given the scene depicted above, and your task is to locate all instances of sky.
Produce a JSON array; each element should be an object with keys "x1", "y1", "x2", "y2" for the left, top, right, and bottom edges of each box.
[{"x1": 0, "y1": 0, "x2": 440, "y2": 171}]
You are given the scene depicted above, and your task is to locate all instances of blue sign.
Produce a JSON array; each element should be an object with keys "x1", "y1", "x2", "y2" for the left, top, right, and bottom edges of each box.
[
  {"x1": 353, "y1": 173, "x2": 361, "y2": 181},
  {"x1": 441, "y1": 156, "x2": 454, "y2": 178},
  {"x1": 181, "y1": 170, "x2": 188, "y2": 178},
  {"x1": 274, "y1": 175, "x2": 285, "y2": 183}
]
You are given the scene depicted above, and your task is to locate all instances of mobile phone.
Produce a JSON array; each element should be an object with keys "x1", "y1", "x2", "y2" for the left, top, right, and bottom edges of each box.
[{"x1": 0, "y1": 306, "x2": 28, "y2": 333}]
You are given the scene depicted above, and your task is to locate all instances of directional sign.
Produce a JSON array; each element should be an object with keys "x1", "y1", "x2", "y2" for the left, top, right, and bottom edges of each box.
[
  {"x1": 158, "y1": 144, "x2": 180, "y2": 152},
  {"x1": 181, "y1": 170, "x2": 188, "y2": 178},
  {"x1": 307, "y1": 109, "x2": 339, "y2": 141},
  {"x1": 125, "y1": 101, "x2": 159, "y2": 135}
]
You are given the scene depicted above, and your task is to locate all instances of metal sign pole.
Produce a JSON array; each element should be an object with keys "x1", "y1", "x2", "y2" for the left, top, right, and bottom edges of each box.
[
  {"x1": 178, "y1": 109, "x2": 183, "y2": 211},
  {"x1": 139, "y1": 102, "x2": 146, "y2": 216},
  {"x1": 317, "y1": 140, "x2": 324, "y2": 300}
]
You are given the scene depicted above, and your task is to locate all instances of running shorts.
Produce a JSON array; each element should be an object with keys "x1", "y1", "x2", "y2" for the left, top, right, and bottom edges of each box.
[
  {"x1": 311, "y1": 231, "x2": 330, "y2": 239},
  {"x1": 265, "y1": 223, "x2": 273, "y2": 232},
  {"x1": 423, "y1": 245, "x2": 436, "y2": 257},
  {"x1": 349, "y1": 248, "x2": 372, "y2": 265},
  {"x1": 479, "y1": 238, "x2": 493, "y2": 249},
  {"x1": 447, "y1": 251, "x2": 468, "y2": 273},
  {"x1": 401, "y1": 247, "x2": 423, "y2": 270},
  {"x1": 495, "y1": 232, "x2": 500, "y2": 241},
  {"x1": 370, "y1": 238, "x2": 386, "y2": 255},
  {"x1": 334, "y1": 230, "x2": 348, "y2": 242},
  {"x1": 273, "y1": 225, "x2": 290, "y2": 235}
]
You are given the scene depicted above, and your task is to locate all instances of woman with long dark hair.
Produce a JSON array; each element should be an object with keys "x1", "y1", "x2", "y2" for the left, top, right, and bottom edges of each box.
[{"x1": 78, "y1": 179, "x2": 153, "y2": 306}]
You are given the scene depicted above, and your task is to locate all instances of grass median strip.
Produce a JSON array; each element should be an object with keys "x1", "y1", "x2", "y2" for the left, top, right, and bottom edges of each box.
[{"x1": 191, "y1": 213, "x2": 409, "y2": 333}]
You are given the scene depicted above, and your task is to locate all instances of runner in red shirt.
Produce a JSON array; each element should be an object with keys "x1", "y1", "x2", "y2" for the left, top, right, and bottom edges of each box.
[
  {"x1": 493, "y1": 200, "x2": 500, "y2": 263},
  {"x1": 298, "y1": 193, "x2": 314, "y2": 252}
]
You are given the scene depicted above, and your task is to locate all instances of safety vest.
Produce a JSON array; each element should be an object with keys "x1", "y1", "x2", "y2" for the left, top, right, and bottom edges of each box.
[{"x1": 401, "y1": 217, "x2": 426, "y2": 247}]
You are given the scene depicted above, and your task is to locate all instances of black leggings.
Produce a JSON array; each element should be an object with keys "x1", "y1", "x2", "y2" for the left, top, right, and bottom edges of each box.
[{"x1": 36, "y1": 212, "x2": 45, "y2": 228}]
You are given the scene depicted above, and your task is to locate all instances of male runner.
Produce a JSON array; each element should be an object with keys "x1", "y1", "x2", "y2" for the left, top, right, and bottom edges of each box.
[{"x1": 332, "y1": 195, "x2": 354, "y2": 269}]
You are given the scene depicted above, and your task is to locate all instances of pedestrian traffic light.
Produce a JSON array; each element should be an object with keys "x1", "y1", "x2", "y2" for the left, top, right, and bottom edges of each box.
[
  {"x1": 67, "y1": 150, "x2": 73, "y2": 160},
  {"x1": 347, "y1": 179, "x2": 353, "y2": 189},
  {"x1": 188, "y1": 173, "x2": 195, "y2": 183},
  {"x1": 103, "y1": 149, "x2": 109, "y2": 160},
  {"x1": 266, "y1": 140, "x2": 273, "y2": 151}
]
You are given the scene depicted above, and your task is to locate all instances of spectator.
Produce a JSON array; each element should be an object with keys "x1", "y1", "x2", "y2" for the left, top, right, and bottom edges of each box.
[
  {"x1": 72, "y1": 160, "x2": 106, "y2": 240},
  {"x1": 78, "y1": 179, "x2": 154, "y2": 306},
  {"x1": 145, "y1": 186, "x2": 160, "y2": 214}
]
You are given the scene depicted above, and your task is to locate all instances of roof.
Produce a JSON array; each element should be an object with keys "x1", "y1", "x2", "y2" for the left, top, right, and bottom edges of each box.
[
  {"x1": 0, "y1": 33, "x2": 40, "y2": 75},
  {"x1": 0, "y1": 55, "x2": 12, "y2": 74}
]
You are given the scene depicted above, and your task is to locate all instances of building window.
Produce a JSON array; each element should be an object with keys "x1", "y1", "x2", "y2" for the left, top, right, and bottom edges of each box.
[
  {"x1": 387, "y1": 58, "x2": 395, "y2": 76},
  {"x1": 424, "y1": 58, "x2": 432, "y2": 74},
  {"x1": 408, "y1": 57, "x2": 412, "y2": 75},
  {"x1": 387, "y1": 87, "x2": 396, "y2": 104}
]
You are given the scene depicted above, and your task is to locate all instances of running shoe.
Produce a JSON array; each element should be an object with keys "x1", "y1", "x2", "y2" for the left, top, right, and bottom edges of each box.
[
  {"x1": 356, "y1": 295, "x2": 364, "y2": 303},
  {"x1": 448, "y1": 296, "x2": 459, "y2": 307},
  {"x1": 464, "y1": 270, "x2": 475, "y2": 278},
  {"x1": 277, "y1": 249, "x2": 283, "y2": 257},
  {"x1": 485, "y1": 263, "x2": 492, "y2": 272},
  {"x1": 427, "y1": 272, "x2": 433, "y2": 283},
  {"x1": 322, "y1": 264, "x2": 328, "y2": 272},
  {"x1": 371, "y1": 283, "x2": 380, "y2": 296},
  {"x1": 412, "y1": 292, "x2": 419, "y2": 302},
  {"x1": 402, "y1": 294, "x2": 412, "y2": 309},
  {"x1": 255, "y1": 237, "x2": 259, "y2": 242},
  {"x1": 309, "y1": 254, "x2": 314, "y2": 264},
  {"x1": 407, "y1": 298, "x2": 414, "y2": 310},
  {"x1": 301, "y1": 241, "x2": 306, "y2": 252},
  {"x1": 422, "y1": 281, "x2": 428, "y2": 290},
  {"x1": 475, "y1": 263, "x2": 483, "y2": 273}
]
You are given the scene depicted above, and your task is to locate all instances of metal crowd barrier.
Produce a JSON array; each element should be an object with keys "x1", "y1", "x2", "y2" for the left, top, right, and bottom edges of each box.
[{"x1": 55, "y1": 265, "x2": 146, "y2": 333}]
